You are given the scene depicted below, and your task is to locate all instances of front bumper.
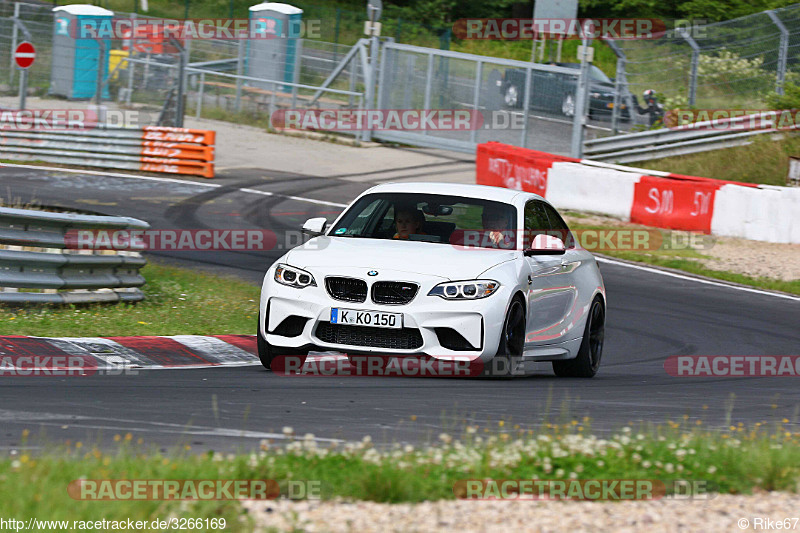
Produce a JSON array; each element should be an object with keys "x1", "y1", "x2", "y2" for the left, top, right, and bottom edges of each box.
[{"x1": 259, "y1": 266, "x2": 511, "y2": 362}]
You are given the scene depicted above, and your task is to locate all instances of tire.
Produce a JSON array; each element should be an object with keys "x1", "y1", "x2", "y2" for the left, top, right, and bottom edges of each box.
[
  {"x1": 561, "y1": 93, "x2": 576, "y2": 117},
  {"x1": 483, "y1": 296, "x2": 526, "y2": 377},
  {"x1": 504, "y1": 84, "x2": 521, "y2": 109},
  {"x1": 552, "y1": 297, "x2": 604, "y2": 378},
  {"x1": 257, "y1": 312, "x2": 307, "y2": 371}
]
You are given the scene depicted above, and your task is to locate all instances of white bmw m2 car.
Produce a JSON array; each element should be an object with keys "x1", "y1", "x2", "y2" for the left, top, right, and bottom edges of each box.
[{"x1": 258, "y1": 183, "x2": 605, "y2": 377}]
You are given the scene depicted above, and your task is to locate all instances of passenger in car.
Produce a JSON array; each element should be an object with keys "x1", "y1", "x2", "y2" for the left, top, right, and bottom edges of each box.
[
  {"x1": 393, "y1": 208, "x2": 427, "y2": 239},
  {"x1": 482, "y1": 206, "x2": 514, "y2": 247}
]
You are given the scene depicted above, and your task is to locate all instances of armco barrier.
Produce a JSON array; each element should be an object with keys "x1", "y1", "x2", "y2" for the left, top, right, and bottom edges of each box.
[
  {"x1": 0, "y1": 124, "x2": 215, "y2": 178},
  {"x1": 476, "y1": 142, "x2": 798, "y2": 244},
  {"x1": 0, "y1": 207, "x2": 149, "y2": 304}
]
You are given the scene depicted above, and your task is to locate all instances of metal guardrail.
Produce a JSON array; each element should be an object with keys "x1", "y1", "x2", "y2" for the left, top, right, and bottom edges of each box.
[
  {"x1": 583, "y1": 112, "x2": 797, "y2": 163},
  {"x1": 0, "y1": 207, "x2": 149, "y2": 304},
  {"x1": 0, "y1": 123, "x2": 216, "y2": 178}
]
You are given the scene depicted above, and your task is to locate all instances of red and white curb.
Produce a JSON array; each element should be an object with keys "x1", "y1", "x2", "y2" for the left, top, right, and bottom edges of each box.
[{"x1": 0, "y1": 335, "x2": 261, "y2": 371}]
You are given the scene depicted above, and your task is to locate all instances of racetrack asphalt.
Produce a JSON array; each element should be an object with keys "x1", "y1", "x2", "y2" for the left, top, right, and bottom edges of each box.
[{"x1": 1, "y1": 164, "x2": 798, "y2": 452}]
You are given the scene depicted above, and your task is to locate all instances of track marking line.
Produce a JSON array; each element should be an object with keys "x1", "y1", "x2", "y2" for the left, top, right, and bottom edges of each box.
[{"x1": 596, "y1": 256, "x2": 800, "y2": 302}]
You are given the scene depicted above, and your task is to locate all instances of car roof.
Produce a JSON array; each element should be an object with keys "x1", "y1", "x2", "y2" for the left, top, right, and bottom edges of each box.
[{"x1": 361, "y1": 182, "x2": 542, "y2": 205}]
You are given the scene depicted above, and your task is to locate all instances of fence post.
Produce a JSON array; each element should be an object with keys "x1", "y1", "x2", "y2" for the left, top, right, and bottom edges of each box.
[
  {"x1": 291, "y1": 38, "x2": 302, "y2": 108},
  {"x1": 10, "y1": 2, "x2": 20, "y2": 85},
  {"x1": 520, "y1": 66, "x2": 532, "y2": 148},
  {"x1": 349, "y1": 53, "x2": 358, "y2": 107},
  {"x1": 604, "y1": 39, "x2": 628, "y2": 135},
  {"x1": 422, "y1": 52, "x2": 434, "y2": 137},
  {"x1": 196, "y1": 71, "x2": 205, "y2": 118},
  {"x1": 96, "y1": 40, "x2": 105, "y2": 107},
  {"x1": 469, "y1": 61, "x2": 482, "y2": 144},
  {"x1": 235, "y1": 38, "x2": 244, "y2": 112},
  {"x1": 611, "y1": 56, "x2": 625, "y2": 134},
  {"x1": 19, "y1": 69, "x2": 27, "y2": 110},
  {"x1": 363, "y1": 34, "x2": 380, "y2": 142},
  {"x1": 679, "y1": 27, "x2": 700, "y2": 107},
  {"x1": 767, "y1": 10, "x2": 789, "y2": 95},
  {"x1": 570, "y1": 24, "x2": 592, "y2": 158},
  {"x1": 333, "y1": 8, "x2": 341, "y2": 62},
  {"x1": 173, "y1": 39, "x2": 187, "y2": 127}
]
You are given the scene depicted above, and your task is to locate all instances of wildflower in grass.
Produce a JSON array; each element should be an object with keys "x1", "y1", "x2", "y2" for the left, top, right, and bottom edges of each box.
[
  {"x1": 707, "y1": 466, "x2": 717, "y2": 474},
  {"x1": 642, "y1": 460, "x2": 651, "y2": 468},
  {"x1": 282, "y1": 426, "x2": 294, "y2": 436},
  {"x1": 597, "y1": 460, "x2": 605, "y2": 467}
]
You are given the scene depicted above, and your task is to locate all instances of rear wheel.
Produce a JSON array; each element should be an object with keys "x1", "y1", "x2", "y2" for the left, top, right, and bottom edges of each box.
[
  {"x1": 552, "y1": 297, "x2": 604, "y2": 378},
  {"x1": 484, "y1": 296, "x2": 525, "y2": 377},
  {"x1": 257, "y1": 312, "x2": 307, "y2": 371}
]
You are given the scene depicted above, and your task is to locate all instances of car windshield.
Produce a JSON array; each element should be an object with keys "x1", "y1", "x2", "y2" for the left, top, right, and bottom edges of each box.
[
  {"x1": 561, "y1": 64, "x2": 612, "y2": 84},
  {"x1": 327, "y1": 192, "x2": 518, "y2": 250}
]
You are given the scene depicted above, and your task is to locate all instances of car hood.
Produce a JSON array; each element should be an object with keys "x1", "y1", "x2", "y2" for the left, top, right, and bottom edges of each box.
[{"x1": 284, "y1": 236, "x2": 518, "y2": 280}]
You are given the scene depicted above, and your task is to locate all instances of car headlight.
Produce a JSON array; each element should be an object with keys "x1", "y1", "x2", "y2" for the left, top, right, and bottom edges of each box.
[
  {"x1": 590, "y1": 92, "x2": 601, "y2": 98},
  {"x1": 274, "y1": 264, "x2": 316, "y2": 288},
  {"x1": 428, "y1": 280, "x2": 499, "y2": 300}
]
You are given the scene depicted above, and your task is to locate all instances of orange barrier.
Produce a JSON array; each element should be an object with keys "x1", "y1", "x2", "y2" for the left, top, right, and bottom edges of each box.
[{"x1": 139, "y1": 127, "x2": 215, "y2": 178}]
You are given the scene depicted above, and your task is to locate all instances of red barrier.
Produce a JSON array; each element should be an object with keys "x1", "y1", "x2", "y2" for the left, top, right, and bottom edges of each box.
[
  {"x1": 476, "y1": 142, "x2": 577, "y2": 197},
  {"x1": 630, "y1": 176, "x2": 720, "y2": 232}
]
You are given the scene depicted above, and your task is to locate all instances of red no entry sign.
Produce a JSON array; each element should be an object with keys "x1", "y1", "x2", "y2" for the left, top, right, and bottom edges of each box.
[{"x1": 14, "y1": 41, "x2": 36, "y2": 69}]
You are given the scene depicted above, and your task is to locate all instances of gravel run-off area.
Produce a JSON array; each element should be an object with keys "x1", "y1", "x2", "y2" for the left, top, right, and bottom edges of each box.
[{"x1": 245, "y1": 493, "x2": 800, "y2": 532}]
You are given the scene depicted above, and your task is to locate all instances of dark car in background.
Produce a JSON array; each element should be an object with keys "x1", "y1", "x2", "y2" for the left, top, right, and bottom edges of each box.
[{"x1": 499, "y1": 63, "x2": 629, "y2": 120}]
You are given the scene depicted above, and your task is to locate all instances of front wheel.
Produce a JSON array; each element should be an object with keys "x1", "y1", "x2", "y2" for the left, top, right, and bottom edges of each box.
[
  {"x1": 257, "y1": 313, "x2": 307, "y2": 371},
  {"x1": 552, "y1": 297, "x2": 604, "y2": 378},
  {"x1": 483, "y1": 296, "x2": 526, "y2": 377}
]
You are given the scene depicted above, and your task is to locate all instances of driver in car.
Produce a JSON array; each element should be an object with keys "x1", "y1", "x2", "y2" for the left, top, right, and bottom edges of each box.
[
  {"x1": 393, "y1": 208, "x2": 427, "y2": 239},
  {"x1": 482, "y1": 206, "x2": 513, "y2": 248}
]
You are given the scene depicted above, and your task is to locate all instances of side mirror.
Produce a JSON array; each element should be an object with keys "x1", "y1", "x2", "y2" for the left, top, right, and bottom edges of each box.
[
  {"x1": 524, "y1": 234, "x2": 566, "y2": 256},
  {"x1": 302, "y1": 217, "x2": 327, "y2": 237}
]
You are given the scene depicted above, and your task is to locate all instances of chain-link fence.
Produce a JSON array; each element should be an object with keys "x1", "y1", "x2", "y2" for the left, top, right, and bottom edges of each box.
[
  {"x1": 612, "y1": 4, "x2": 800, "y2": 131},
  {"x1": 0, "y1": 1, "x2": 367, "y2": 129}
]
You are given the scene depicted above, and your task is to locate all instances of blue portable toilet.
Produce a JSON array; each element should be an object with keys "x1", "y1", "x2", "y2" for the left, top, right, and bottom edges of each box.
[
  {"x1": 50, "y1": 4, "x2": 113, "y2": 99},
  {"x1": 248, "y1": 3, "x2": 303, "y2": 91}
]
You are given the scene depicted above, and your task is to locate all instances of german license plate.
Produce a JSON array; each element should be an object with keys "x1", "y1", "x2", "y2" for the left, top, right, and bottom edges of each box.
[{"x1": 330, "y1": 308, "x2": 402, "y2": 329}]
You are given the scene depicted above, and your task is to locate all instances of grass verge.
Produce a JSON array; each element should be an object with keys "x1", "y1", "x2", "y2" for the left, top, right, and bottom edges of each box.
[
  {"x1": 565, "y1": 216, "x2": 800, "y2": 296},
  {"x1": 0, "y1": 262, "x2": 260, "y2": 337},
  {"x1": 3, "y1": 418, "x2": 800, "y2": 523},
  {"x1": 634, "y1": 133, "x2": 800, "y2": 186}
]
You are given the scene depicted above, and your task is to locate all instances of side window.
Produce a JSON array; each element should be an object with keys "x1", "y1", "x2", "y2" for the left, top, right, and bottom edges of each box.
[
  {"x1": 523, "y1": 200, "x2": 550, "y2": 249},
  {"x1": 540, "y1": 202, "x2": 573, "y2": 247}
]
